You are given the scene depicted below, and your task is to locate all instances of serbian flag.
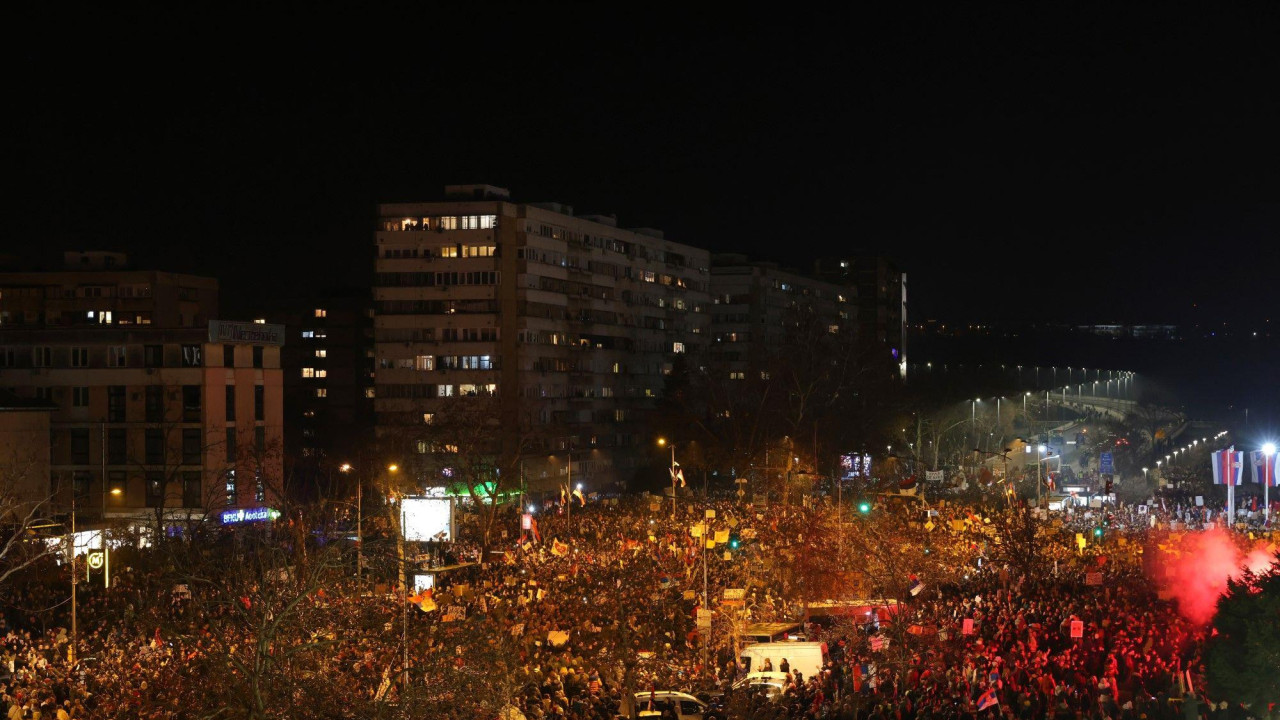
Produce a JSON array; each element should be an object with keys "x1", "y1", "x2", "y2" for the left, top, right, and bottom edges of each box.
[
  {"x1": 1211, "y1": 448, "x2": 1244, "y2": 486},
  {"x1": 1250, "y1": 451, "x2": 1278, "y2": 487},
  {"x1": 976, "y1": 687, "x2": 999, "y2": 711},
  {"x1": 908, "y1": 575, "x2": 925, "y2": 597},
  {"x1": 670, "y1": 462, "x2": 686, "y2": 488}
]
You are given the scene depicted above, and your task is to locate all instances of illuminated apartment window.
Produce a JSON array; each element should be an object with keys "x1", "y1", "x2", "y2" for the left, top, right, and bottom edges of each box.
[
  {"x1": 643, "y1": 271, "x2": 656, "y2": 283},
  {"x1": 364, "y1": 387, "x2": 376, "y2": 398},
  {"x1": 439, "y1": 246, "x2": 459, "y2": 258},
  {"x1": 302, "y1": 368, "x2": 315, "y2": 378},
  {"x1": 314, "y1": 369, "x2": 327, "y2": 378},
  {"x1": 462, "y1": 244, "x2": 496, "y2": 257},
  {"x1": 315, "y1": 349, "x2": 326, "y2": 358},
  {"x1": 437, "y1": 385, "x2": 454, "y2": 397},
  {"x1": 730, "y1": 372, "x2": 745, "y2": 380},
  {"x1": 314, "y1": 388, "x2": 327, "y2": 398},
  {"x1": 253, "y1": 318, "x2": 266, "y2": 324},
  {"x1": 672, "y1": 342, "x2": 685, "y2": 354},
  {"x1": 314, "y1": 309, "x2": 327, "y2": 318},
  {"x1": 439, "y1": 216, "x2": 458, "y2": 230},
  {"x1": 422, "y1": 413, "x2": 434, "y2": 424},
  {"x1": 829, "y1": 324, "x2": 840, "y2": 334},
  {"x1": 414, "y1": 355, "x2": 434, "y2": 371}
]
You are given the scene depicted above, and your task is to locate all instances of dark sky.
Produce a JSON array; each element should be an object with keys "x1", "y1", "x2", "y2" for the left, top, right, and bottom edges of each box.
[{"x1": 11, "y1": 7, "x2": 1280, "y2": 326}]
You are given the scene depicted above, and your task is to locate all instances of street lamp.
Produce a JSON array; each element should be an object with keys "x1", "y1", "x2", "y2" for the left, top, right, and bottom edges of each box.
[
  {"x1": 1262, "y1": 442, "x2": 1276, "y2": 523},
  {"x1": 340, "y1": 463, "x2": 362, "y2": 582},
  {"x1": 658, "y1": 438, "x2": 678, "y2": 516}
]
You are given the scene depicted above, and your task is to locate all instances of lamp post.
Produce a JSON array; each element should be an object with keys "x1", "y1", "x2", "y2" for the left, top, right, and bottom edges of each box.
[
  {"x1": 658, "y1": 438, "x2": 677, "y2": 516},
  {"x1": 69, "y1": 485, "x2": 77, "y2": 666},
  {"x1": 340, "y1": 463, "x2": 361, "y2": 581},
  {"x1": 1263, "y1": 442, "x2": 1276, "y2": 524}
]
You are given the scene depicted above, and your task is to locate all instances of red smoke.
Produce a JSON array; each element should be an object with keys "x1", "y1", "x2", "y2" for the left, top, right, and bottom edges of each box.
[{"x1": 1150, "y1": 528, "x2": 1277, "y2": 625}]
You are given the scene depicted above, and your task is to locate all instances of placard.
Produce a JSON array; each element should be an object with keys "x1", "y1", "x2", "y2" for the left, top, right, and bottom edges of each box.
[
  {"x1": 1085, "y1": 572, "x2": 1103, "y2": 586},
  {"x1": 962, "y1": 618, "x2": 974, "y2": 635},
  {"x1": 1070, "y1": 620, "x2": 1084, "y2": 638}
]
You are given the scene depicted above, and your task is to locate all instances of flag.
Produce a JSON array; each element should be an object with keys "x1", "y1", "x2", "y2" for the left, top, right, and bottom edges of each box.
[
  {"x1": 551, "y1": 539, "x2": 568, "y2": 557},
  {"x1": 560, "y1": 485, "x2": 569, "y2": 505},
  {"x1": 908, "y1": 575, "x2": 925, "y2": 596},
  {"x1": 572, "y1": 488, "x2": 586, "y2": 506},
  {"x1": 669, "y1": 462, "x2": 685, "y2": 488},
  {"x1": 977, "y1": 687, "x2": 999, "y2": 711},
  {"x1": 1212, "y1": 448, "x2": 1244, "y2": 486},
  {"x1": 530, "y1": 517, "x2": 541, "y2": 543},
  {"x1": 1250, "y1": 450, "x2": 1278, "y2": 487}
]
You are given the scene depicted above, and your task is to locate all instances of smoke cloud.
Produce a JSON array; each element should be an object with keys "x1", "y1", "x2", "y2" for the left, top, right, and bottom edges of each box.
[{"x1": 1149, "y1": 528, "x2": 1277, "y2": 625}]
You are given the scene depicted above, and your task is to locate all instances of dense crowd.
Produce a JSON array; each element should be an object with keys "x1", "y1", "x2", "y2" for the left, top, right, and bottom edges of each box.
[{"x1": 0, "y1": 489, "x2": 1273, "y2": 719}]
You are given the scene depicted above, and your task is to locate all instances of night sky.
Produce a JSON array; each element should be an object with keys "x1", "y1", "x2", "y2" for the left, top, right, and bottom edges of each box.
[{"x1": 11, "y1": 8, "x2": 1279, "y2": 326}]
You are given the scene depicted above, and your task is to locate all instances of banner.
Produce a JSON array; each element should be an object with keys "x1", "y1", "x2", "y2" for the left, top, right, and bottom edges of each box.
[{"x1": 925, "y1": 470, "x2": 944, "y2": 483}]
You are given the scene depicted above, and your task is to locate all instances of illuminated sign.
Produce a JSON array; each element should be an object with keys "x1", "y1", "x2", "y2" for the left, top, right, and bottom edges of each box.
[
  {"x1": 87, "y1": 551, "x2": 105, "y2": 570},
  {"x1": 402, "y1": 497, "x2": 452, "y2": 541},
  {"x1": 208, "y1": 320, "x2": 286, "y2": 346},
  {"x1": 220, "y1": 507, "x2": 280, "y2": 524},
  {"x1": 840, "y1": 453, "x2": 872, "y2": 480}
]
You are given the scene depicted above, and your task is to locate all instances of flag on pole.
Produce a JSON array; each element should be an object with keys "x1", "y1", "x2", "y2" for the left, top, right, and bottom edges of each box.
[
  {"x1": 908, "y1": 575, "x2": 925, "y2": 596},
  {"x1": 669, "y1": 461, "x2": 685, "y2": 488},
  {"x1": 1211, "y1": 448, "x2": 1244, "y2": 486},
  {"x1": 1250, "y1": 451, "x2": 1278, "y2": 487},
  {"x1": 571, "y1": 487, "x2": 586, "y2": 506},
  {"x1": 560, "y1": 485, "x2": 569, "y2": 505},
  {"x1": 977, "y1": 687, "x2": 999, "y2": 711}
]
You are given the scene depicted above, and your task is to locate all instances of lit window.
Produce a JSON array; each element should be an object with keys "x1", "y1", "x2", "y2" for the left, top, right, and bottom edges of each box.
[
  {"x1": 422, "y1": 413, "x2": 434, "y2": 424},
  {"x1": 438, "y1": 385, "x2": 454, "y2": 397},
  {"x1": 364, "y1": 387, "x2": 375, "y2": 398},
  {"x1": 829, "y1": 324, "x2": 840, "y2": 334},
  {"x1": 315, "y1": 349, "x2": 326, "y2": 358},
  {"x1": 414, "y1": 355, "x2": 434, "y2": 371},
  {"x1": 673, "y1": 342, "x2": 685, "y2": 354},
  {"x1": 643, "y1": 271, "x2": 656, "y2": 283},
  {"x1": 314, "y1": 309, "x2": 327, "y2": 318},
  {"x1": 302, "y1": 368, "x2": 315, "y2": 378},
  {"x1": 439, "y1": 246, "x2": 459, "y2": 258},
  {"x1": 301, "y1": 330, "x2": 314, "y2": 338},
  {"x1": 253, "y1": 318, "x2": 266, "y2": 324},
  {"x1": 761, "y1": 371, "x2": 771, "y2": 380},
  {"x1": 439, "y1": 216, "x2": 458, "y2": 230},
  {"x1": 314, "y1": 388, "x2": 327, "y2": 398},
  {"x1": 314, "y1": 369, "x2": 327, "y2": 378},
  {"x1": 730, "y1": 372, "x2": 745, "y2": 380}
]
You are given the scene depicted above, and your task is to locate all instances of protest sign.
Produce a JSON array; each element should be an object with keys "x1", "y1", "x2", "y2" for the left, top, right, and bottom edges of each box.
[
  {"x1": 962, "y1": 618, "x2": 974, "y2": 635},
  {"x1": 1070, "y1": 620, "x2": 1084, "y2": 638}
]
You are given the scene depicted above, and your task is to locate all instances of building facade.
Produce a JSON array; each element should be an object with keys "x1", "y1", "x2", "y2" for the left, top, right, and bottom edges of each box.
[
  {"x1": 0, "y1": 253, "x2": 284, "y2": 522},
  {"x1": 709, "y1": 254, "x2": 855, "y2": 379},
  {"x1": 815, "y1": 254, "x2": 908, "y2": 379},
  {"x1": 255, "y1": 288, "x2": 375, "y2": 477},
  {"x1": 373, "y1": 185, "x2": 711, "y2": 490}
]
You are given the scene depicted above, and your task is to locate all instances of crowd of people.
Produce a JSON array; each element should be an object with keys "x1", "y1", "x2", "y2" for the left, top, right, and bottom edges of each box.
[{"x1": 0, "y1": 487, "x2": 1273, "y2": 719}]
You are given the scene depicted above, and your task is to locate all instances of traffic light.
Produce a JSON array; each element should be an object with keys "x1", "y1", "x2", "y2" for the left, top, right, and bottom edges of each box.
[
  {"x1": 728, "y1": 530, "x2": 741, "y2": 549},
  {"x1": 1092, "y1": 526, "x2": 1104, "y2": 539},
  {"x1": 857, "y1": 500, "x2": 872, "y2": 515},
  {"x1": 1104, "y1": 478, "x2": 1113, "y2": 495}
]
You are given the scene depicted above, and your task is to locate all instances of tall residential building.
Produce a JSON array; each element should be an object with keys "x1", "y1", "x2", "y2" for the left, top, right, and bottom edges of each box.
[
  {"x1": 815, "y1": 254, "x2": 908, "y2": 379},
  {"x1": 373, "y1": 185, "x2": 711, "y2": 490},
  {"x1": 255, "y1": 288, "x2": 375, "y2": 470},
  {"x1": 709, "y1": 254, "x2": 856, "y2": 379},
  {"x1": 0, "y1": 252, "x2": 284, "y2": 524}
]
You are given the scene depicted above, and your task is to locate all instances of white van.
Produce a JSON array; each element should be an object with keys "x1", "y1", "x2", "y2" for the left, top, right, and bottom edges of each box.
[
  {"x1": 739, "y1": 641, "x2": 827, "y2": 680},
  {"x1": 630, "y1": 691, "x2": 721, "y2": 720}
]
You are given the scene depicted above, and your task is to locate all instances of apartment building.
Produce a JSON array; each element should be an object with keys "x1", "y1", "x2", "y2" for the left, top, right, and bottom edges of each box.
[
  {"x1": 815, "y1": 254, "x2": 908, "y2": 379},
  {"x1": 0, "y1": 252, "x2": 284, "y2": 522},
  {"x1": 256, "y1": 288, "x2": 375, "y2": 468},
  {"x1": 709, "y1": 254, "x2": 856, "y2": 379},
  {"x1": 373, "y1": 185, "x2": 711, "y2": 490}
]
